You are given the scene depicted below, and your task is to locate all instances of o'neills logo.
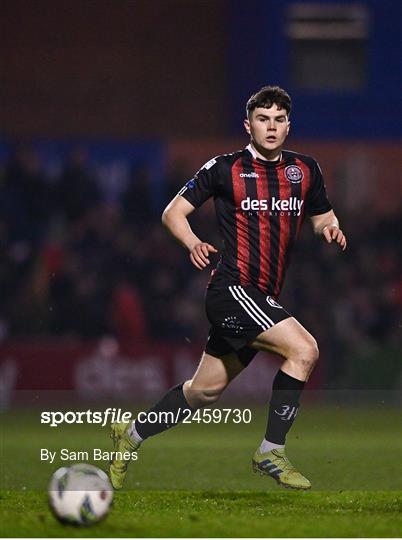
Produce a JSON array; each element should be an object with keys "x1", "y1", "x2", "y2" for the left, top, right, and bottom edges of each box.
[
  {"x1": 241, "y1": 196, "x2": 304, "y2": 216},
  {"x1": 240, "y1": 172, "x2": 259, "y2": 178}
]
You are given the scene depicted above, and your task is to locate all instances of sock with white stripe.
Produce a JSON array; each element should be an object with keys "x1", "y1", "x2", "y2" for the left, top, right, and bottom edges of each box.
[
  {"x1": 260, "y1": 439, "x2": 284, "y2": 453},
  {"x1": 133, "y1": 383, "x2": 194, "y2": 440},
  {"x1": 265, "y1": 369, "x2": 305, "y2": 445},
  {"x1": 127, "y1": 422, "x2": 144, "y2": 444}
]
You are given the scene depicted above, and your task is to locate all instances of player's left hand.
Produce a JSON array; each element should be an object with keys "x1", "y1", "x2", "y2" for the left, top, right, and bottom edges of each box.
[{"x1": 322, "y1": 225, "x2": 347, "y2": 250}]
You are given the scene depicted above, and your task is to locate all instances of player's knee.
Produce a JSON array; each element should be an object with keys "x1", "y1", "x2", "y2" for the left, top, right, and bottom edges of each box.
[
  {"x1": 183, "y1": 380, "x2": 224, "y2": 409},
  {"x1": 199, "y1": 387, "x2": 222, "y2": 406},
  {"x1": 290, "y1": 338, "x2": 319, "y2": 367},
  {"x1": 193, "y1": 387, "x2": 223, "y2": 408}
]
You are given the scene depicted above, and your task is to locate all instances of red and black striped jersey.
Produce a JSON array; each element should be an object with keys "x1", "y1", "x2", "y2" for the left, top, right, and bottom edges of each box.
[{"x1": 178, "y1": 145, "x2": 332, "y2": 298}]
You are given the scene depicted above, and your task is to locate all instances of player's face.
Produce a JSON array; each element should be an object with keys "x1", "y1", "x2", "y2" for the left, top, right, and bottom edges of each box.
[{"x1": 244, "y1": 105, "x2": 290, "y2": 158}]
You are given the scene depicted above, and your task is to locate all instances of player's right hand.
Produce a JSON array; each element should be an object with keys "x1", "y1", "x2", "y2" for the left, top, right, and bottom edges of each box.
[{"x1": 189, "y1": 242, "x2": 218, "y2": 270}]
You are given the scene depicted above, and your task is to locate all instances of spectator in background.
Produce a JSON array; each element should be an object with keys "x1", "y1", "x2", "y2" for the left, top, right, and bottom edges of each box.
[
  {"x1": 0, "y1": 145, "x2": 52, "y2": 338},
  {"x1": 110, "y1": 280, "x2": 147, "y2": 344},
  {"x1": 2, "y1": 144, "x2": 52, "y2": 244},
  {"x1": 57, "y1": 147, "x2": 100, "y2": 223},
  {"x1": 122, "y1": 162, "x2": 153, "y2": 228}
]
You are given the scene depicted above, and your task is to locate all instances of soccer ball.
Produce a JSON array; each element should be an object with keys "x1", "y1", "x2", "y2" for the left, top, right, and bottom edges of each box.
[{"x1": 48, "y1": 464, "x2": 113, "y2": 526}]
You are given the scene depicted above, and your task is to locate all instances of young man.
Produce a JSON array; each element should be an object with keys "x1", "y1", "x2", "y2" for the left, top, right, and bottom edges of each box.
[{"x1": 109, "y1": 85, "x2": 347, "y2": 490}]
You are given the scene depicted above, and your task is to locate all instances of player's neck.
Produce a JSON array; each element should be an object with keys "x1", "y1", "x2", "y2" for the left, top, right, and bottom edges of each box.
[{"x1": 248, "y1": 142, "x2": 282, "y2": 162}]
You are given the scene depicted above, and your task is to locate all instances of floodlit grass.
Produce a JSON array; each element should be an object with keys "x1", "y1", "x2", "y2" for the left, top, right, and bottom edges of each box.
[{"x1": 1, "y1": 490, "x2": 401, "y2": 537}]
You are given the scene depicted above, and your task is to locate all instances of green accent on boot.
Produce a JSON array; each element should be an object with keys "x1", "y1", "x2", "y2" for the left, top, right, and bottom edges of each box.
[
  {"x1": 109, "y1": 422, "x2": 140, "y2": 490},
  {"x1": 252, "y1": 447, "x2": 311, "y2": 490}
]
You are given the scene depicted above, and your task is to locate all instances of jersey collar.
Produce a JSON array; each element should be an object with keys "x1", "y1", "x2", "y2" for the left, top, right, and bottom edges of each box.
[{"x1": 246, "y1": 143, "x2": 282, "y2": 164}]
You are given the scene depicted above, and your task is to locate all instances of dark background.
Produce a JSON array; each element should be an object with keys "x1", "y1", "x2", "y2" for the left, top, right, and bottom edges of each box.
[{"x1": 2, "y1": 0, "x2": 402, "y2": 138}]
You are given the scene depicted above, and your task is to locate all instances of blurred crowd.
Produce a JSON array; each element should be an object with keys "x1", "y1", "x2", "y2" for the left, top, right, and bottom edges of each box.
[{"x1": 1, "y1": 144, "x2": 401, "y2": 387}]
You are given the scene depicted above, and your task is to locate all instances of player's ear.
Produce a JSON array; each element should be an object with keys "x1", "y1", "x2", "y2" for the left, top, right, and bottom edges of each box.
[
  {"x1": 244, "y1": 118, "x2": 251, "y2": 135},
  {"x1": 286, "y1": 119, "x2": 291, "y2": 135}
]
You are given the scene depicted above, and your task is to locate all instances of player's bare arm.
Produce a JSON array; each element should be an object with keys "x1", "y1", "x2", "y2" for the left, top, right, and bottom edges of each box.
[
  {"x1": 310, "y1": 209, "x2": 347, "y2": 250},
  {"x1": 162, "y1": 195, "x2": 218, "y2": 269}
]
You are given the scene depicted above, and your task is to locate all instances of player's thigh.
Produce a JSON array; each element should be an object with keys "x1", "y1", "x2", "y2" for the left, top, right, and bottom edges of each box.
[
  {"x1": 189, "y1": 351, "x2": 245, "y2": 392},
  {"x1": 249, "y1": 317, "x2": 318, "y2": 359}
]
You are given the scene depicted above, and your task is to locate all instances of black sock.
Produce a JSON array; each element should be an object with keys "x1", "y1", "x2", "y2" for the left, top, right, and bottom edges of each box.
[
  {"x1": 265, "y1": 370, "x2": 305, "y2": 445},
  {"x1": 134, "y1": 383, "x2": 194, "y2": 439}
]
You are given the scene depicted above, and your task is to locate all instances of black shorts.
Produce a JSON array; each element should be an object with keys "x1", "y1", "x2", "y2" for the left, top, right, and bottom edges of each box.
[{"x1": 204, "y1": 283, "x2": 291, "y2": 366}]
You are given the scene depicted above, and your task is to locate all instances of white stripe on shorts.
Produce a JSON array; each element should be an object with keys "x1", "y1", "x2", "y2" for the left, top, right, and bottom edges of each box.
[
  {"x1": 228, "y1": 286, "x2": 272, "y2": 330},
  {"x1": 234, "y1": 286, "x2": 275, "y2": 327}
]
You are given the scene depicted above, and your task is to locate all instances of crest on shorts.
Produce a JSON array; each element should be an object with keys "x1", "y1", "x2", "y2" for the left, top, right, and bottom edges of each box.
[
  {"x1": 285, "y1": 165, "x2": 304, "y2": 183},
  {"x1": 266, "y1": 296, "x2": 283, "y2": 309}
]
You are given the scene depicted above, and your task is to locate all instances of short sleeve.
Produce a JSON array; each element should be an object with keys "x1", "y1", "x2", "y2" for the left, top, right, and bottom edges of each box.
[
  {"x1": 306, "y1": 161, "x2": 332, "y2": 216},
  {"x1": 177, "y1": 157, "x2": 219, "y2": 208}
]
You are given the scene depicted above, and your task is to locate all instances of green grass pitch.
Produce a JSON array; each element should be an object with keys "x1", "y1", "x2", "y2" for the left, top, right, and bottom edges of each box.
[{"x1": 1, "y1": 405, "x2": 401, "y2": 537}]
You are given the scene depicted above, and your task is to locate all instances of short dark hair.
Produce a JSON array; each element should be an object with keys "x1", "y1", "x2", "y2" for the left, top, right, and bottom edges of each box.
[{"x1": 246, "y1": 85, "x2": 292, "y2": 117}]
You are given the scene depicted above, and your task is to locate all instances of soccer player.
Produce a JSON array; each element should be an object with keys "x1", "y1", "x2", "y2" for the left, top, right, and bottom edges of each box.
[{"x1": 109, "y1": 85, "x2": 347, "y2": 490}]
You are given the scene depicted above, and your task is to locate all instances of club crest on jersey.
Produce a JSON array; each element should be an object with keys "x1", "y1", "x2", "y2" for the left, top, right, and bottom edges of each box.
[
  {"x1": 266, "y1": 296, "x2": 283, "y2": 309},
  {"x1": 285, "y1": 165, "x2": 304, "y2": 183}
]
